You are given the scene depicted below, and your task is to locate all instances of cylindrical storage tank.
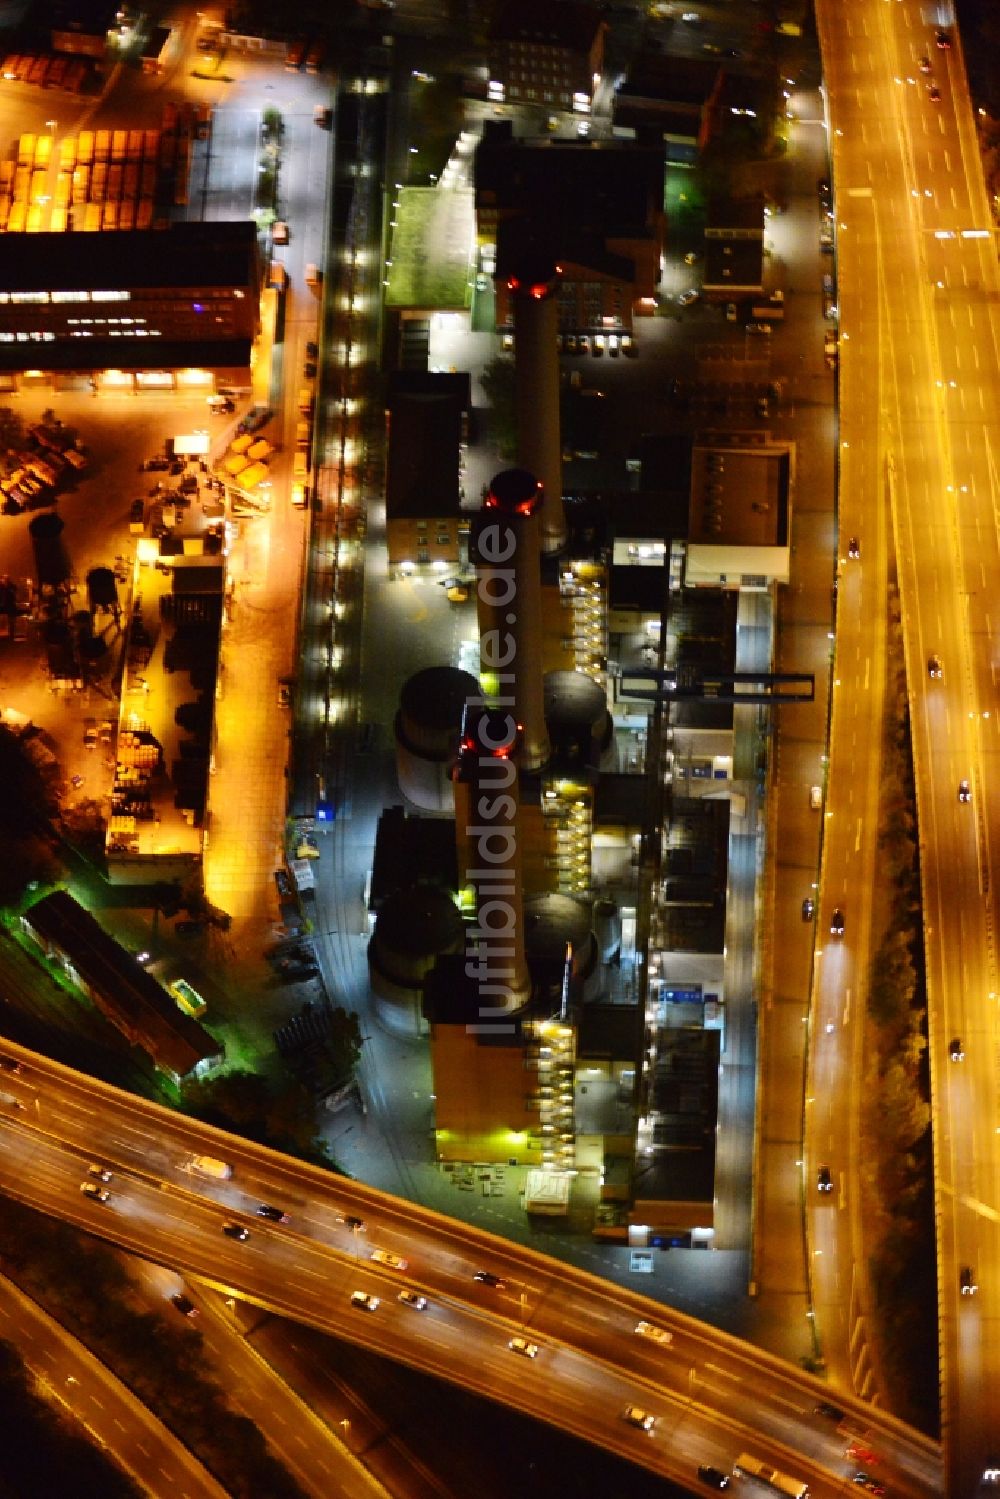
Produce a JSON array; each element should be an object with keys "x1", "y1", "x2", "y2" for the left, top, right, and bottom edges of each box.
[
  {"x1": 471, "y1": 468, "x2": 549, "y2": 773},
  {"x1": 508, "y1": 251, "x2": 567, "y2": 554},
  {"x1": 368, "y1": 886, "x2": 465, "y2": 1037},
  {"x1": 524, "y1": 892, "x2": 599, "y2": 1002},
  {"x1": 453, "y1": 704, "x2": 532, "y2": 1015},
  {"x1": 543, "y1": 669, "x2": 612, "y2": 768},
  {"x1": 28, "y1": 512, "x2": 70, "y2": 590},
  {"x1": 395, "y1": 665, "x2": 479, "y2": 813}
]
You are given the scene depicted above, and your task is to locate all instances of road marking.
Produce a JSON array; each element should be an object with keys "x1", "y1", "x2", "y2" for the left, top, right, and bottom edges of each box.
[{"x1": 855, "y1": 818, "x2": 863, "y2": 853}]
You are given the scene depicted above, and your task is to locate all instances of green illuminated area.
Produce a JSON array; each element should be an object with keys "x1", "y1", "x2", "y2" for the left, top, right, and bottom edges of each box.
[{"x1": 384, "y1": 188, "x2": 473, "y2": 310}]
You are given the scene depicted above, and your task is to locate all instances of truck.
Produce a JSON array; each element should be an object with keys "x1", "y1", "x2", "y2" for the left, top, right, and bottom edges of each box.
[{"x1": 186, "y1": 1154, "x2": 232, "y2": 1179}]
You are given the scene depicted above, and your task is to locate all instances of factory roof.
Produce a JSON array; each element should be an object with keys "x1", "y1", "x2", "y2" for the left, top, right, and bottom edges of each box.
[
  {"x1": 0, "y1": 223, "x2": 259, "y2": 292},
  {"x1": 385, "y1": 386, "x2": 464, "y2": 520},
  {"x1": 22, "y1": 891, "x2": 221, "y2": 1079},
  {"x1": 476, "y1": 136, "x2": 665, "y2": 241},
  {"x1": 489, "y1": 0, "x2": 604, "y2": 53}
]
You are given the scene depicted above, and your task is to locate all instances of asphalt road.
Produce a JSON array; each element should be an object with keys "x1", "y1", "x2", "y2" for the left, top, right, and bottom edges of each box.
[
  {"x1": 0, "y1": 1045, "x2": 941, "y2": 1496},
  {"x1": 817, "y1": 1, "x2": 1000, "y2": 1490},
  {"x1": 0, "y1": 1270, "x2": 227, "y2": 1499}
]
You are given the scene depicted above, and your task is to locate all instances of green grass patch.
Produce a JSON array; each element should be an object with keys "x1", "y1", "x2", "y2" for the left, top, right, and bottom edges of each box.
[{"x1": 385, "y1": 187, "x2": 473, "y2": 309}]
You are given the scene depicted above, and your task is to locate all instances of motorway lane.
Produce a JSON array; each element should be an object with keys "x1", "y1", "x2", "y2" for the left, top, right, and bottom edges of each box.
[
  {"x1": 817, "y1": 0, "x2": 1000, "y2": 1488},
  {"x1": 137, "y1": 1271, "x2": 388, "y2": 1499},
  {"x1": 0, "y1": 1271, "x2": 228, "y2": 1499},
  {"x1": 0, "y1": 1047, "x2": 941, "y2": 1495}
]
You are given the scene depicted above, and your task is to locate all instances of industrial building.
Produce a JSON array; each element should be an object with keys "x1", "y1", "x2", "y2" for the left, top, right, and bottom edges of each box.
[
  {"x1": 476, "y1": 125, "x2": 665, "y2": 326},
  {"x1": 701, "y1": 195, "x2": 767, "y2": 303},
  {"x1": 486, "y1": 0, "x2": 606, "y2": 115},
  {"x1": 20, "y1": 891, "x2": 223, "y2": 1082},
  {"x1": 0, "y1": 223, "x2": 261, "y2": 382},
  {"x1": 384, "y1": 371, "x2": 470, "y2": 575}
]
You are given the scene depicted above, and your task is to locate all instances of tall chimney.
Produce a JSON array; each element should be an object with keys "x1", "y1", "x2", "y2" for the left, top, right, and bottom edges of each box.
[
  {"x1": 453, "y1": 705, "x2": 531, "y2": 1021},
  {"x1": 508, "y1": 252, "x2": 568, "y2": 555},
  {"x1": 471, "y1": 467, "x2": 550, "y2": 774}
]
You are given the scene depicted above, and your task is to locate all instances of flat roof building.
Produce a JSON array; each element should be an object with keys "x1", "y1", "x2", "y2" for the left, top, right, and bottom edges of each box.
[
  {"x1": 488, "y1": 0, "x2": 606, "y2": 114},
  {"x1": 385, "y1": 372, "x2": 470, "y2": 575},
  {"x1": 21, "y1": 890, "x2": 223, "y2": 1082},
  {"x1": 0, "y1": 223, "x2": 260, "y2": 377}
]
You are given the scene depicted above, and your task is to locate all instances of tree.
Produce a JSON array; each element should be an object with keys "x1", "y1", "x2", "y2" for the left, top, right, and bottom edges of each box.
[{"x1": 479, "y1": 355, "x2": 518, "y2": 460}]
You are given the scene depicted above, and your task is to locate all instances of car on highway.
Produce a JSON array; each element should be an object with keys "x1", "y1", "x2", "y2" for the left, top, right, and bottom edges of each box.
[
  {"x1": 508, "y1": 1336, "x2": 538, "y2": 1358},
  {"x1": 918, "y1": 54, "x2": 932, "y2": 73},
  {"x1": 847, "y1": 536, "x2": 860, "y2": 559},
  {"x1": 817, "y1": 1165, "x2": 833, "y2": 1193},
  {"x1": 351, "y1": 1290, "x2": 379, "y2": 1312},
  {"x1": 815, "y1": 1400, "x2": 845, "y2": 1422},
  {"x1": 338, "y1": 1215, "x2": 367, "y2": 1232},
  {"x1": 927, "y1": 84, "x2": 941, "y2": 101},
  {"x1": 949, "y1": 1037, "x2": 965, "y2": 1062},
  {"x1": 698, "y1": 1468, "x2": 730, "y2": 1490},
  {"x1": 960, "y1": 1265, "x2": 978, "y2": 1296},
  {"x1": 847, "y1": 1445, "x2": 880, "y2": 1465},
  {"x1": 810, "y1": 784, "x2": 823, "y2": 810},
  {"x1": 371, "y1": 1248, "x2": 408, "y2": 1272},
  {"x1": 257, "y1": 1204, "x2": 290, "y2": 1222},
  {"x1": 935, "y1": 28, "x2": 951, "y2": 48},
  {"x1": 222, "y1": 1222, "x2": 250, "y2": 1241},
  {"x1": 0, "y1": 1056, "x2": 22, "y2": 1074},
  {"x1": 398, "y1": 1290, "x2": 427, "y2": 1310},
  {"x1": 80, "y1": 1182, "x2": 110, "y2": 1203},
  {"x1": 623, "y1": 1406, "x2": 656, "y2": 1432},
  {"x1": 958, "y1": 779, "x2": 971, "y2": 802},
  {"x1": 853, "y1": 1477, "x2": 885, "y2": 1495},
  {"x1": 88, "y1": 1164, "x2": 113, "y2": 1182},
  {"x1": 927, "y1": 655, "x2": 942, "y2": 678},
  {"x1": 170, "y1": 1293, "x2": 199, "y2": 1318},
  {"x1": 678, "y1": 289, "x2": 699, "y2": 307},
  {"x1": 802, "y1": 896, "x2": 815, "y2": 921},
  {"x1": 473, "y1": 1271, "x2": 507, "y2": 1289},
  {"x1": 830, "y1": 908, "x2": 845, "y2": 937},
  {"x1": 634, "y1": 1320, "x2": 672, "y2": 1344}
]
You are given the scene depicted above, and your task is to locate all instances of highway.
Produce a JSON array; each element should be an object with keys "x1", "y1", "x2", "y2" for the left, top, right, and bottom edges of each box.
[
  {"x1": 0, "y1": 1270, "x2": 228, "y2": 1499},
  {"x1": 0, "y1": 1042, "x2": 940, "y2": 1496},
  {"x1": 816, "y1": 1, "x2": 1000, "y2": 1491}
]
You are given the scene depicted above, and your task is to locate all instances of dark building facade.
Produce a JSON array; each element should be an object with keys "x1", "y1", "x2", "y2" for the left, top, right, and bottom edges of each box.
[
  {"x1": 0, "y1": 222, "x2": 260, "y2": 377},
  {"x1": 21, "y1": 890, "x2": 223, "y2": 1081}
]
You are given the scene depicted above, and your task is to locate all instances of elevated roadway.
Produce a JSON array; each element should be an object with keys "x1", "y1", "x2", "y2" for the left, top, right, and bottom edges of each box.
[
  {"x1": 816, "y1": 2, "x2": 1000, "y2": 1490},
  {"x1": 0, "y1": 1043, "x2": 941, "y2": 1496}
]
